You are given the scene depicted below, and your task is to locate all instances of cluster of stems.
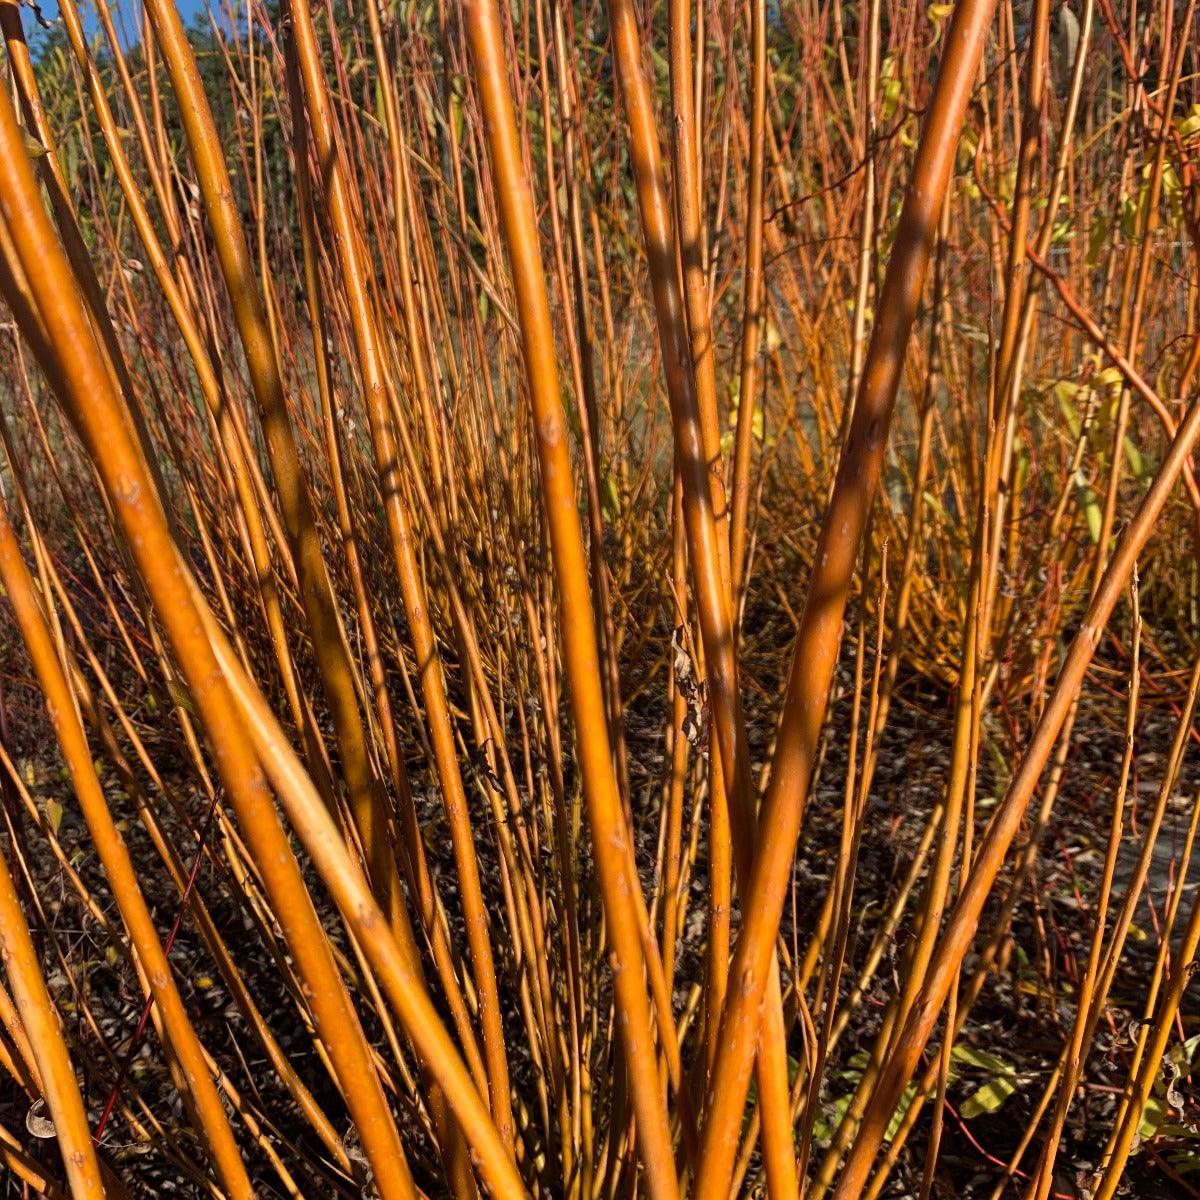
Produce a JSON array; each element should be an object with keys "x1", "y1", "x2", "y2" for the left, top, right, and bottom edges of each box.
[{"x1": 0, "y1": 0, "x2": 1198, "y2": 1196}]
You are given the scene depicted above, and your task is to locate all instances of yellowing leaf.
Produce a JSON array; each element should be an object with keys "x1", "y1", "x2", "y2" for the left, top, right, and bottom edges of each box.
[
  {"x1": 44, "y1": 798, "x2": 63, "y2": 836},
  {"x1": 1053, "y1": 380, "x2": 1081, "y2": 437},
  {"x1": 166, "y1": 677, "x2": 196, "y2": 715},
  {"x1": 928, "y1": 2, "x2": 953, "y2": 45},
  {"x1": 22, "y1": 130, "x2": 47, "y2": 159}
]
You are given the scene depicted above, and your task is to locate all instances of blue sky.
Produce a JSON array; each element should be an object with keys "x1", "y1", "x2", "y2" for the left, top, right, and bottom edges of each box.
[{"x1": 26, "y1": 0, "x2": 211, "y2": 51}]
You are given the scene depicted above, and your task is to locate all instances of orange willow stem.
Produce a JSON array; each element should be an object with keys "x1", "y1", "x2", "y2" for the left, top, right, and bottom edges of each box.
[
  {"x1": 0, "y1": 73, "x2": 421, "y2": 1200},
  {"x1": 134, "y1": 0, "x2": 409, "y2": 941},
  {"x1": 191, "y1": 596, "x2": 530, "y2": 1200},
  {"x1": 665, "y1": 0, "x2": 735, "y2": 1073},
  {"x1": 602, "y1": 0, "x2": 797, "y2": 1191},
  {"x1": 667, "y1": 0, "x2": 725, "y2": 524},
  {"x1": 0, "y1": 820, "x2": 105, "y2": 1199},
  {"x1": 690, "y1": 2, "x2": 999, "y2": 1196},
  {"x1": 281, "y1": 0, "x2": 515, "y2": 1154},
  {"x1": 460, "y1": 0, "x2": 679, "y2": 1196},
  {"x1": 606, "y1": 0, "x2": 749, "y2": 848},
  {"x1": 46, "y1": 0, "x2": 309, "y2": 749},
  {"x1": 0, "y1": 499, "x2": 255, "y2": 1200},
  {"x1": 833, "y1": 375, "x2": 1200, "y2": 1196},
  {"x1": 729, "y1": 0, "x2": 768, "y2": 604}
]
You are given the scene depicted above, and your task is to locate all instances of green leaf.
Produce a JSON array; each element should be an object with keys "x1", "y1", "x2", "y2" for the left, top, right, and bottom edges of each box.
[
  {"x1": 1123, "y1": 436, "x2": 1148, "y2": 481},
  {"x1": 601, "y1": 472, "x2": 620, "y2": 524},
  {"x1": 1133, "y1": 1035, "x2": 1199, "y2": 1142},
  {"x1": 1170, "y1": 1033, "x2": 1200, "y2": 1067},
  {"x1": 951, "y1": 1046, "x2": 1016, "y2": 1076},
  {"x1": 879, "y1": 54, "x2": 901, "y2": 123},
  {"x1": 961, "y1": 1074, "x2": 1018, "y2": 1119},
  {"x1": 921, "y1": 490, "x2": 949, "y2": 522},
  {"x1": 952, "y1": 1045, "x2": 1019, "y2": 1120},
  {"x1": 1139, "y1": 1091, "x2": 1166, "y2": 1140},
  {"x1": 1177, "y1": 103, "x2": 1200, "y2": 141},
  {"x1": 813, "y1": 1091, "x2": 853, "y2": 1145},
  {"x1": 886, "y1": 1084, "x2": 918, "y2": 1141}
]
